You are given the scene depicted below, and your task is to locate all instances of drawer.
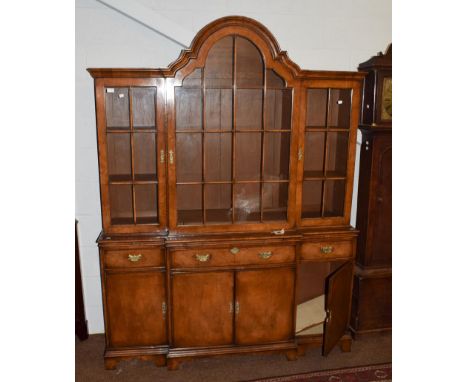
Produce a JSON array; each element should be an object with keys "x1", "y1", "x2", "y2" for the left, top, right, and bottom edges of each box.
[
  {"x1": 235, "y1": 245, "x2": 295, "y2": 266},
  {"x1": 301, "y1": 240, "x2": 353, "y2": 260},
  {"x1": 102, "y1": 247, "x2": 164, "y2": 269},
  {"x1": 171, "y1": 248, "x2": 235, "y2": 268},
  {"x1": 171, "y1": 245, "x2": 295, "y2": 268}
]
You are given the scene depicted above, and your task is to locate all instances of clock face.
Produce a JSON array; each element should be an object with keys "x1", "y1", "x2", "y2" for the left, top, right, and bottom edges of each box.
[{"x1": 381, "y1": 77, "x2": 392, "y2": 121}]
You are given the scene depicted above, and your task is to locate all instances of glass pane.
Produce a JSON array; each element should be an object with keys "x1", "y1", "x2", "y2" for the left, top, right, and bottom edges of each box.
[
  {"x1": 236, "y1": 89, "x2": 262, "y2": 130},
  {"x1": 205, "y1": 36, "x2": 233, "y2": 88},
  {"x1": 205, "y1": 89, "x2": 232, "y2": 131},
  {"x1": 135, "y1": 184, "x2": 158, "y2": 224},
  {"x1": 205, "y1": 133, "x2": 232, "y2": 182},
  {"x1": 328, "y1": 89, "x2": 351, "y2": 128},
  {"x1": 234, "y1": 183, "x2": 260, "y2": 222},
  {"x1": 304, "y1": 132, "x2": 325, "y2": 178},
  {"x1": 323, "y1": 180, "x2": 345, "y2": 217},
  {"x1": 265, "y1": 89, "x2": 292, "y2": 130},
  {"x1": 264, "y1": 132, "x2": 290, "y2": 180},
  {"x1": 107, "y1": 133, "x2": 131, "y2": 181},
  {"x1": 177, "y1": 184, "x2": 202, "y2": 225},
  {"x1": 133, "y1": 132, "x2": 157, "y2": 182},
  {"x1": 263, "y1": 182, "x2": 288, "y2": 221},
  {"x1": 326, "y1": 132, "x2": 349, "y2": 177},
  {"x1": 105, "y1": 88, "x2": 129, "y2": 130},
  {"x1": 132, "y1": 87, "x2": 156, "y2": 129},
  {"x1": 182, "y1": 68, "x2": 202, "y2": 88},
  {"x1": 109, "y1": 184, "x2": 133, "y2": 224},
  {"x1": 235, "y1": 132, "x2": 261, "y2": 181},
  {"x1": 175, "y1": 88, "x2": 202, "y2": 130},
  {"x1": 176, "y1": 133, "x2": 202, "y2": 182},
  {"x1": 306, "y1": 89, "x2": 327, "y2": 128},
  {"x1": 301, "y1": 180, "x2": 323, "y2": 219},
  {"x1": 205, "y1": 184, "x2": 232, "y2": 224},
  {"x1": 266, "y1": 69, "x2": 285, "y2": 89},
  {"x1": 235, "y1": 37, "x2": 263, "y2": 88}
]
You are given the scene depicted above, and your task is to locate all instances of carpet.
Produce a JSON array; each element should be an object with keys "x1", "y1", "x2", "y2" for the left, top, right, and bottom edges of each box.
[{"x1": 245, "y1": 363, "x2": 392, "y2": 382}]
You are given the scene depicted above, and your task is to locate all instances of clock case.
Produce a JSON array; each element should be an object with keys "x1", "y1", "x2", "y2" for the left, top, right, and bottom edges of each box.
[{"x1": 351, "y1": 44, "x2": 392, "y2": 337}]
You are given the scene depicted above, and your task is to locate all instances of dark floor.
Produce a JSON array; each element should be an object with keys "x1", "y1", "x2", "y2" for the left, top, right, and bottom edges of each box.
[{"x1": 76, "y1": 333, "x2": 391, "y2": 382}]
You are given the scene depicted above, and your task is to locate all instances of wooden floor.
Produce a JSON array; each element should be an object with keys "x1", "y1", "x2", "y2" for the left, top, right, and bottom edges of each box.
[{"x1": 76, "y1": 332, "x2": 391, "y2": 382}]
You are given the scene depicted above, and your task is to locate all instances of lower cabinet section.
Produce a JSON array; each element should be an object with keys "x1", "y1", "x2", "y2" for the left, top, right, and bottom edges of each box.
[{"x1": 98, "y1": 232, "x2": 357, "y2": 369}]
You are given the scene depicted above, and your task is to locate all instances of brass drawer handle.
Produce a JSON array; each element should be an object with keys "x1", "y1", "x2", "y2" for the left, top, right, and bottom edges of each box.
[
  {"x1": 258, "y1": 251, "x2": 273, "y2": 260},
  {"x1": 320, "y1": 246, "x2": 334, "y2": 254},
  {"x1": 230, "y1": 247, "x2": 240, "y2": 255},
  {"x1": 128, "y1": 254, "x2": 143, "y2": 262},
  {"x1": 194, "y1": 253, "x2": 211, "y2": 262}
]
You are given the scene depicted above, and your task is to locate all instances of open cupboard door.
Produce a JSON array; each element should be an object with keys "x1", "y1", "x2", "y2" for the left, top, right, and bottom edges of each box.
[{"x1": 323, "y1": 262, "x2": 354, "y2": 355}]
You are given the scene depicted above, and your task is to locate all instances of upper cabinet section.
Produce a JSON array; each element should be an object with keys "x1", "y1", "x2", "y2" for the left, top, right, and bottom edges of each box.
[{"x1": 88, "y1": 16, "x2": 365, "y2": 235}]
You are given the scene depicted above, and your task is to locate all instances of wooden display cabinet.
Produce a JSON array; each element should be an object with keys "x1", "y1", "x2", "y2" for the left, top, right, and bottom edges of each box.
[{"x1": 88, "y1": 16, "x2": 365, "y2": 370}]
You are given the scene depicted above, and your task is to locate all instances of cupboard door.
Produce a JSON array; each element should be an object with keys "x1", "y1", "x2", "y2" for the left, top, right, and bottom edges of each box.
[
  {"x1": 323, "y1": 262, "x2": 353, "y2": 355},
  {"x1": 105, "y1": 271, "x2": 167, "y2": 348},
  {"x1": 235, "y1": 268, "x2": 294, "y2": 345},
  {"x1": 172, "y1": 272, "x2": 234, "y2": 347}
]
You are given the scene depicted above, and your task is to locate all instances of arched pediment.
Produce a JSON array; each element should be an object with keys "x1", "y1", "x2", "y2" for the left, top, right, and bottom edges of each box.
[{"x1": 167, "y1": 16, "x2": 302, "y2": 83}]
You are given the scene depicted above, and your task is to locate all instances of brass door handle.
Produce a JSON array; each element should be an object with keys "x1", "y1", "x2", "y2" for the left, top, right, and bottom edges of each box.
[
  {"x1": 235, "y1": 301, "x2": 240, "y2": 315},
  {"x1": 128, "y1": 254, "x2": 143, "y2": 262},
  {"x1": 162, "y1": 302, "x2": 167, "y2": 319},
  {"x1": 194, "y1": 253, "x2": 211, "y2": 262},
  {"x1": 230, "y1": 247, "x2": 240, "y2": 254},
  {"x1": 320, "y1": 246, "x2": 334, "y2": 254},
  {"x1": 258, "y1": 251, "x2": 273, "y2": 260},
  {"x1": 169, "y1": 150, "x2": 174, "y2": 164}
]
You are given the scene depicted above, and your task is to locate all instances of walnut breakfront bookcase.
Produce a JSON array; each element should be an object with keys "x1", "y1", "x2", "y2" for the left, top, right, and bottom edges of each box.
[{"x1": 88, "y1": 17, "x2": 365, "y2": 370}]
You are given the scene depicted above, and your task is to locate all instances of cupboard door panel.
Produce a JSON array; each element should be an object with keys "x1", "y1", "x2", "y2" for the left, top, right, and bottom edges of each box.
[
  {"x1": 323, "y1": 262, "x2": 353, "y2": 355},
  {"x1": 105, "y1": 271, "x2": 166, "y2": 348},
  {"x1": 172, "y1": 272, "x2": 234, "y2": 347},
  {"x1": 235, "y1": 268, "x2": 294, "y2": 345}
]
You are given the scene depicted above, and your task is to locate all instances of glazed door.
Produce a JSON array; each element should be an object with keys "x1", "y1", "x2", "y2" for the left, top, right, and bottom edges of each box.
[
  {"x1": 323, "y1": 262, "x2": 353, "y2": 355},
  {"x1": 168, "y1": 35, "x2": 294, "y2": 232},
  {"x1": 95, "y1": 78, "x2": 167, "y2": 233},
  {"x1": 105, "y1": 270, "x2": 167, "y2": 348},
  {"x1": 171, "y1": 272, "x2": 234, "y2": 347},
  {"x1": 298, "y1": 84, "x2": 361, "y2": 226},
  {"x1": 235, "y1": 268, "x2": 295, "y2": 345}
]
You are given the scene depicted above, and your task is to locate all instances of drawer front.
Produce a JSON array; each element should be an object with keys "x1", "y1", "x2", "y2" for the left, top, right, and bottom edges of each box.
[
  {"x1": 301, "y1": 240, "x2": 353, "y2": 260},
  {"x1": 235, "y1": 245, "x2": 295, "y2": 266},
  {"x1": 171, "y1": 245, "x2": 295, "y2": 268},
  {"x1": 103, "y1": 248, "x2": 164, "y2": 269},
  {"x1": 171, "y1": 248, "x2": 235, "y2": 268}
]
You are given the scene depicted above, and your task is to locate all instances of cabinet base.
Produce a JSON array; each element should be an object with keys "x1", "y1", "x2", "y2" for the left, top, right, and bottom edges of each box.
[
  {"x1": 104, "y1": 348, "x2": 168, "y2": 370},
  {"x1": 166, "y1": 342, "x2": 296, "y2": 370},
  {"x1": 296, "y1": 334, "x2": 352, "y2": 356}
]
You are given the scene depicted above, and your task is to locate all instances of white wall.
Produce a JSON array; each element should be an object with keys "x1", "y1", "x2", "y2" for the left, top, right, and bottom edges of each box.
[{"x1": 76, "y1": 0, "x2": 391, "y2": 333}]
